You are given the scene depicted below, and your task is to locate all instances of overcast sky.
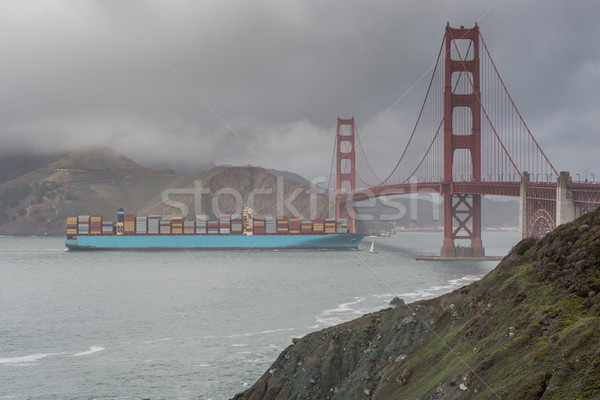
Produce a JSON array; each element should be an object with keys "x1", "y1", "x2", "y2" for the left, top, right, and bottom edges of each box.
[{"x1": 1, "y1": 1, "x2": 599, "y2": 181}]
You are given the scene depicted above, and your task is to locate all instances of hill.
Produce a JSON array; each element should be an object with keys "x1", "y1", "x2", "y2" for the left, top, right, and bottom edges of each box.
[
  {"x1": 0, "y1": 149, "x2": 330, "y2": 235},
  {"x1": 0, "y1": 151, "x2": 66, "y2": 185},
  {"x1": 233, "y1": 209, "x2": 600, "y2": 399}
]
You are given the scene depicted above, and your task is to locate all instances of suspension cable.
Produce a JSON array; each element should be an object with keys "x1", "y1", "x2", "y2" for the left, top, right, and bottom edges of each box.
[
  {"x1": 479, "y1": 32, "x2": 558, "y2": 177},
  {"x1": 355, "y1": 125, "x2": 383, "y2": 185},
  {"x1": 401, "y1": 41, "x2": 473, "y2": 183},
  {"x1": 377, "y1": 35, "x2": 446, "y2": 185},
  {"x1": 449, "y1": 29, "x2": 521, "y2": 178}
]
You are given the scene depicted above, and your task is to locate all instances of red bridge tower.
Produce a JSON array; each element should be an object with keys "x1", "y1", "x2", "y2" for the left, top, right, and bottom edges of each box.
[
  {"x1": 335, "y1": 117, "x2": 356, "y2": 233},
  {"x1": 441, "y1": 24, "x2": 484, "y2": 258}
]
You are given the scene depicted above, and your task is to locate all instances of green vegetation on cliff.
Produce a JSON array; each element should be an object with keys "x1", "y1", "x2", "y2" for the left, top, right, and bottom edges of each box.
[{"x1": 234, "y1": 209, "x2": 600, "y2": 400}]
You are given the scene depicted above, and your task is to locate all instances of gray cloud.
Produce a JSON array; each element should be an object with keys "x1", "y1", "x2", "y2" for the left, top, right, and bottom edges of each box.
[{"x1": 1, "y1": 0, "x2": 598, "y2": 180}]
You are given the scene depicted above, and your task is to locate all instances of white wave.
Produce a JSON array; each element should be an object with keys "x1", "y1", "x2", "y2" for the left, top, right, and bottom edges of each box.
[
  {"x1": 0, "y1": 353, "x2": 52, "y2": 364},
  {"x1": 225, "y1": 328, "x2": 295, "y2": 338},
  {"x1": 313, "y1": 297, "x2": 366, "y2": 327},
  {"x1": 322, "y1": 297, "x2": 365, "y2": 315},
  {"x1": 72, "y1": 345, "x2": 104, "y2": 357},
  {"x1": 397, "y1": 275, "x2": 485, "y2": 301},
  {"x1": 448, "y1": 275, "x2": 482, "y2": 286},
  {"x1": 230, "y1": 344, "x2": 247, "y2": 347}
]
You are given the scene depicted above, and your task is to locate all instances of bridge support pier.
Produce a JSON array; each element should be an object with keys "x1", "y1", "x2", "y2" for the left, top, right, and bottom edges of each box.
[
  {"x1": 519, "y1": 172, "x2": 529, "y2": 241},
  {"x1": 556, "y1": 171, "x2": 575, "y2": 227},
  {"x1": 440, "y1": 193, "x2": 485, "y2": 259}
]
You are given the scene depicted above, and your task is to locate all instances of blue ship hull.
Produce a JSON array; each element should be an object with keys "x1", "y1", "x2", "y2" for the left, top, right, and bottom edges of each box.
[{"x1": 65, "y1": 233, "x2": 364, "y2": 250}]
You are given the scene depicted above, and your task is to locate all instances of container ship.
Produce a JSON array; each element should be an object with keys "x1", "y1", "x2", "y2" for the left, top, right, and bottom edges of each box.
[{"x1": 65, "y1": 207, "x2": 364, "y2": 250}]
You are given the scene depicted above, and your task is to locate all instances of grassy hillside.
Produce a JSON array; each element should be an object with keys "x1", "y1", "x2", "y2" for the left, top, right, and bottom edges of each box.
[{"x1": 233, "y1": 209, "x2": 600, "y2": 399}]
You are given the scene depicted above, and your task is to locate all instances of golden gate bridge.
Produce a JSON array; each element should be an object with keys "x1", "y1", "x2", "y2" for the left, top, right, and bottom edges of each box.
[{"x1": 331, "y1": 23, "x2": 600, "y2": 259}]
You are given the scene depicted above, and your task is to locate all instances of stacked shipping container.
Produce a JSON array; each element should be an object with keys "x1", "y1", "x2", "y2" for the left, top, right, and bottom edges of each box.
[
  {"x1": 219, "y1": 216, "x2": 231, "y2": 234},
  {"x1": 123, "y1": 214, "x2": 136, "y2": 235},
  {"x1": 207, "y1": 220, "x2": 219, "y2": 234},
  {"x1": 160, "y1": 216, "x2": 171, "y2": 234},
  {"x1": 301, "y1": 220, "x2": 313, "y2": 234},
  {"x1": 102, "y1": 221, "x2": 114, "y2": 235},
  {"x1": 231, "y1": 218, "x2": 243, "y2": 234},
  {"x1": 148, "y1": 215, "x2": 160, "y2": 234},
  {"x1": 90, "y1": 216, "x2": 102, "y2": 235},
  {"x1": 277, "y1": 217, "x2": 289, "y2": 234},
  {"x1": 184, "y1": 220, "x2": 195, "y2": 234},
  {"x1": 196, "y1": 216, "x2": 207, "y2": 234},
  {"x1": 336, "y1": 218, "x2": 348, "y2": 234},
  {"x1": 136, "y1": 216, "x2": 147, "y2": 235},
  {"x1": 78, "y1": 215, "x2": 90, "y2": 235},
  {"x1": 69, "y1": 211, "x2": 352, "y2": 237},
  {"x1": 312, "y1": 219, "x2": 324, "y2": 234},
  {"x1": 324, "y1": 218, "x2": 336, "y2": 234},
  {"x1": 265, "y1": 216, "x2": 276, "y2": 234},
  {"x1": 66, "y1": 217, "x2": 78, "y2": 236},
  {"x1": 253, "y1": 215, "x2": 265, "y2": 234},
  {"x1": 288, "y1": 217, "x2": 300, "y2": 234},
  {"x1": 172, "y1": 216, "x2": 184, "y2": 235}
]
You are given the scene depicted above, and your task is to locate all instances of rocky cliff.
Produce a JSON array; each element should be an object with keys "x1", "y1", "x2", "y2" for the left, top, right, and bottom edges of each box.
[{"x1": 233, "y1": 209, "x2": 600, "y2": 399}]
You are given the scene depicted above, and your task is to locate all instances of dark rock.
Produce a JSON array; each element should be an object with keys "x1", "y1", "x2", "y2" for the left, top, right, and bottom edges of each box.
[{"x1": 390, "y1": 297, "x2": 405, "y2": 306}]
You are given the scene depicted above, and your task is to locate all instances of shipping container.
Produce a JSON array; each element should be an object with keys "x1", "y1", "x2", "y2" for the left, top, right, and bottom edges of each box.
[
  {"x1": 184, "y1": 220, "x2": 195, "y2": 234},
  {"x1": 253, "y1": 215, "x2": 266, "y2": 234},
  {"x1": 207, "y1": 221, "x2": 219, "y2": 234},
  {"x1": 102, "y1": 221, "x2": 114, "y2": 235},
  {"x1": 313, "y1": 219, "x2": 324, "y2": 234},
  {"x1": 336, "y1": 218, "x2": 349, "y2": 234},
  {"x1": 276, "y1": 217, "x2": 289, "y2": 234},
  {"x1": 135, "y1": 216, "x2": 147, "y2": 234},
  {"x1": 324, "y1": 218, "x2": 336, "y2": 234},
  {"x1": 196, "y1": 215, "x2": 208, "y2": 234},
  {"x1": 265, "y1": 215, "x2": 277, "y2": 234},
  {"x1": 289, "y1": 217, "x2": 300, "y2": 234},
  {"x1": 219, "y1": 216, "x2": 231, "y2": 234},
  {"x1": 171, "y1": 216, "x2": 184, "y2": 235},
  {"x1": 301, "y1": 220, "x2": 313, "y2": 234},
  {"x1": 231, "y1": 218, "x2": 243, "y2": 234},
  {"x1": 89, "y1": 215, "x2": 103, "y2": 235},
  {"x1": 77, "y1": 215, "x2": 90, "y2": 235},
  {"x1": 159, "y1": 218, "x2": 171, "y2": 234},
  {"x1": 147, "y1": 215, "x2": 160, "y2": 234},
  {"x1": 123, "y1": 213, "x2": 136, "y2": 234}
]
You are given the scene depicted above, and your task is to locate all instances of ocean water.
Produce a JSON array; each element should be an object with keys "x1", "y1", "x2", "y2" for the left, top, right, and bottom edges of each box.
[{"x1": 0, "y1": 231, "x2": 518, "y2": 400}]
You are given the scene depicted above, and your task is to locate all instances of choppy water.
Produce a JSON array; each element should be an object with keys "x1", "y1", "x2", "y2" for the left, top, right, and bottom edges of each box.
[{"x1": 0, "y1": 231, "x2": 518, "y2": 399}]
